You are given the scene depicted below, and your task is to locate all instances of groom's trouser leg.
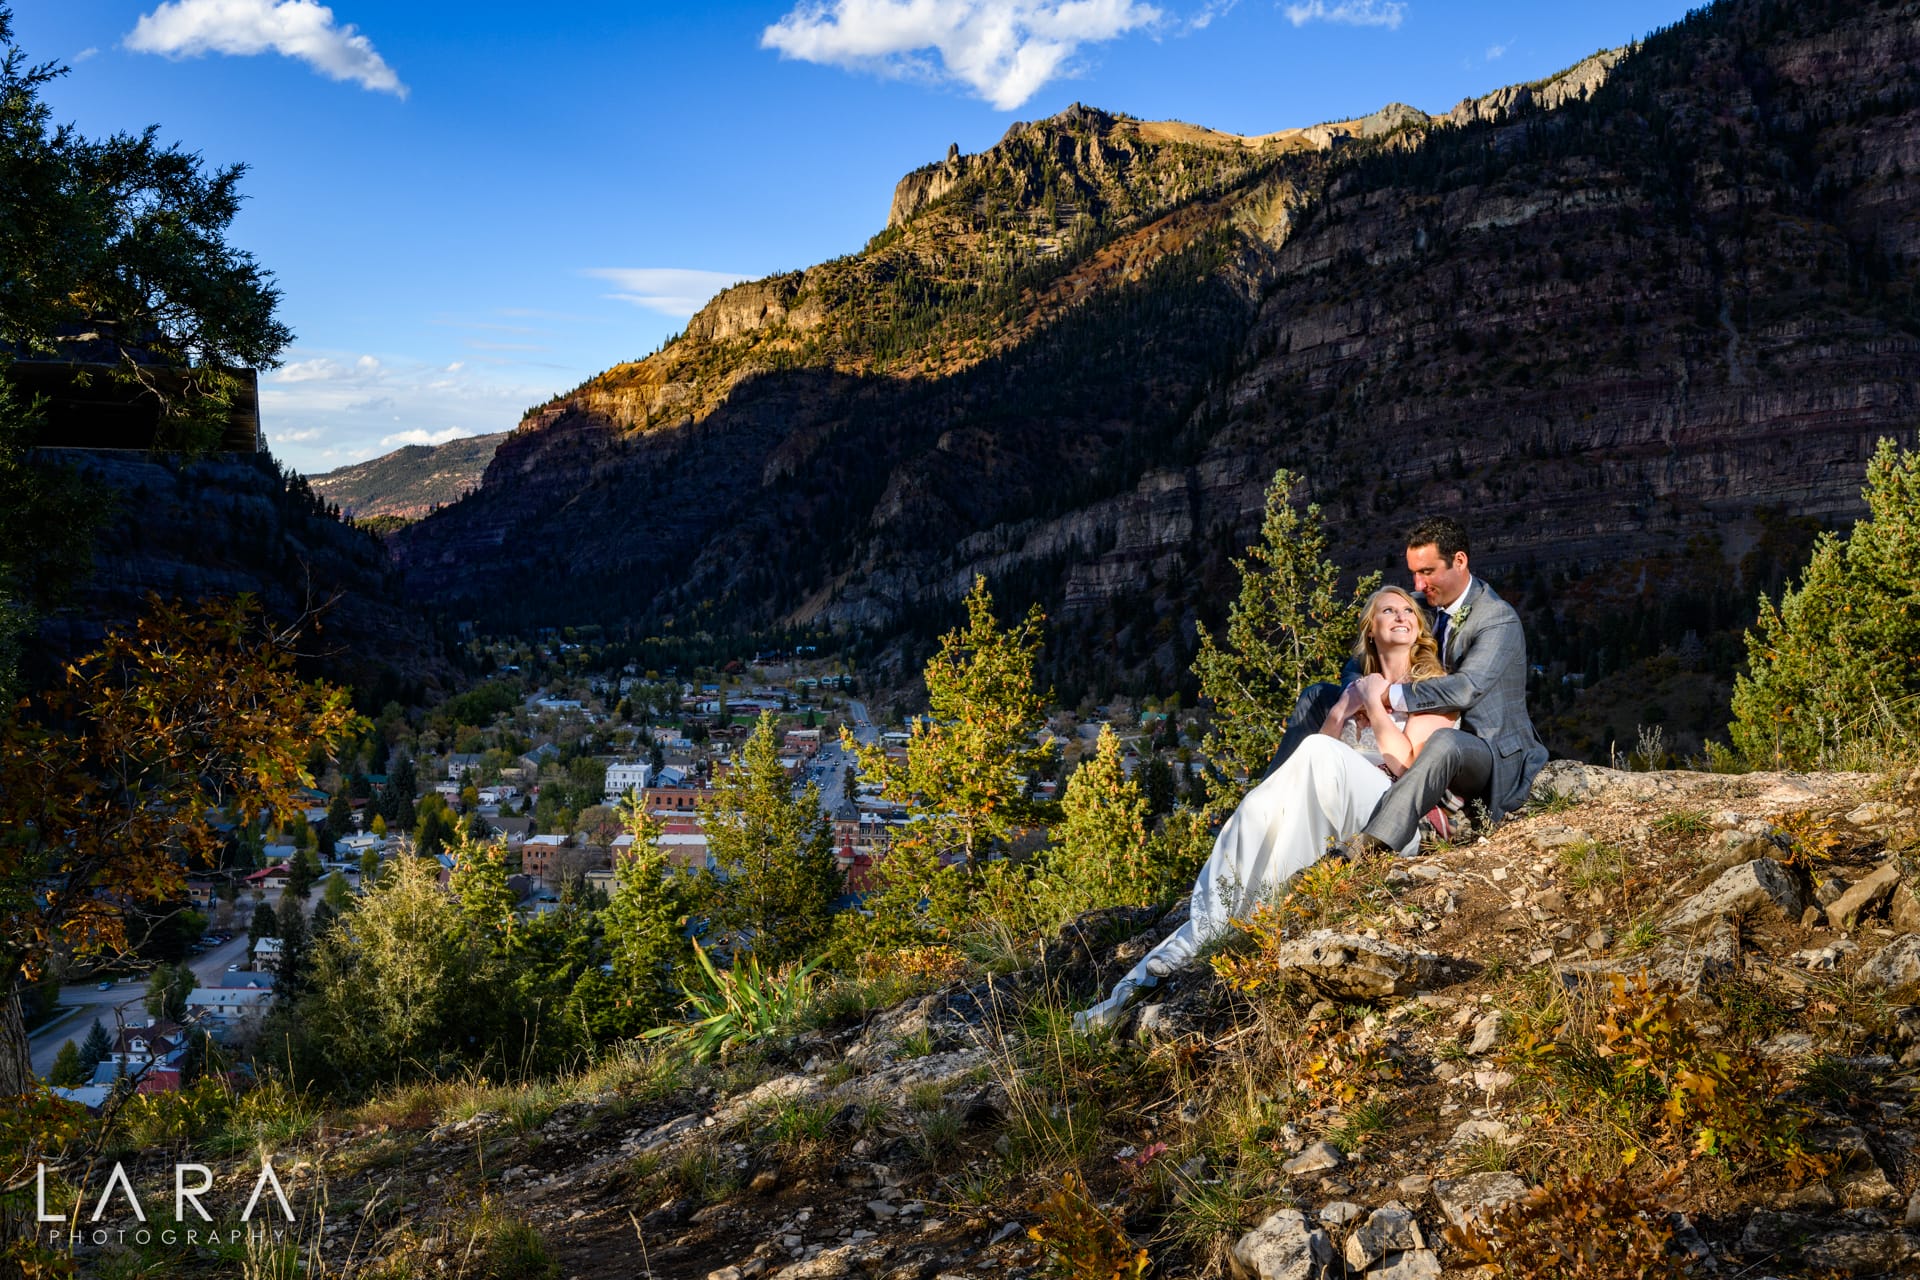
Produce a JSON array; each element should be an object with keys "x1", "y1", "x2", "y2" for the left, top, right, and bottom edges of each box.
[
  {"x1": 1360, "y1": 728, "x2": 1494, "y2": 851},
  {"x1": 1257, "y1": 682, "x2": 1343, "y2": 782}
]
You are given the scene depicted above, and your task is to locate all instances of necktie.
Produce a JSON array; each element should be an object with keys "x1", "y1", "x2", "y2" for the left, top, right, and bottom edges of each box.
[{"x1": 1432, "y1": 610, "x2": 1450, "y2": 660}]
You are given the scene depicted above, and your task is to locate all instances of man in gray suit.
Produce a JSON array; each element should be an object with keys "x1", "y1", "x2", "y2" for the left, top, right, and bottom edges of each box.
[{"x1": 1340, "y1": 517, "x2": 1549, "y2": 855}]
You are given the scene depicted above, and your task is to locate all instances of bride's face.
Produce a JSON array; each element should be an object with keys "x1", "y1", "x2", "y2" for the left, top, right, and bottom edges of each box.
[{"x1": 1370, "y1": 596, "x2": 1420, "y2": 650}]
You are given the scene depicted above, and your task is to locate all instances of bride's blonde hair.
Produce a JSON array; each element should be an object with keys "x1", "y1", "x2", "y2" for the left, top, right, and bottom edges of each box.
[{"x1": 1355, "y1": 586, "x2": 1446, "y2": 682}]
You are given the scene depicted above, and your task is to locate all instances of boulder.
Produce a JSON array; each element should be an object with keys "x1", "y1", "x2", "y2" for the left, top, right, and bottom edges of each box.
[
  {"x1": 1344, "y1": 1203, "x2": 1424, "y2": 1270},
  {"x1": 1371, "y1": 1251, "x2": 1443, "y2": 1280},
  {"x1": 1801, "y1": 1230, "x2": 1920, "y2": 1274},
  {"x1": 1827, "y1": 861, "x2": 1903, "y2": 930},
  {"x1": 1282, "y1": 1141, "x2": 1345, "y2": 1176},
  {"x1": 1668, "y1": 859, "x2": 1806, "y2": 928},
  {"x1": 1893, "y1": 884, "x2": 1920, "y2": 934},
  {"x1": 1858, "y1": 935, "x2": 1920, "y2": 995},
  {"x1": 1264, "y1": 932, "x2": 1440, "y2": 999},
  {"x1": 1432, "y1": 1173, "x2": 1529, "y2": 1230},
  {"x1": 1230, "y1": 1208, "x2": 1334, "y2": 1280}
]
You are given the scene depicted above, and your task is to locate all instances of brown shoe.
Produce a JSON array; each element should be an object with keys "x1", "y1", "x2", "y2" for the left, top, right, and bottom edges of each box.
[{"x1": 1330, "y1": 832, "x2": 1393, "y2": 864}]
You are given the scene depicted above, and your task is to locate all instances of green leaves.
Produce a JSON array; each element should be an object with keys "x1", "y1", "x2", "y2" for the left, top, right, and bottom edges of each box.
[{"x1": 643, "y1": 941, "x2": 822, "y2": 1064}]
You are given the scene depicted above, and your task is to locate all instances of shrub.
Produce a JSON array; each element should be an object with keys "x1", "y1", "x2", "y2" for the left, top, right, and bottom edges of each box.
[
  {"x1": 1444, "y1": 1166, "x2": 1693, "y2": 1279},
  {"x1": 644, "y1": 941, "x2": 822, "y2": 1063},
  {"x1": 1731, "y1": 438, "x2": 1920, "y2": 769},
  {"x1": 1027, "y1": 1172, "x2": 1150, "y2": 1279}
]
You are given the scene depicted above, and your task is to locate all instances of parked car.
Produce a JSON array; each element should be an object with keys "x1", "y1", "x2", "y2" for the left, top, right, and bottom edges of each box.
[{"x1": 96, "y1": 980, "x2": 112, "y2": 990}]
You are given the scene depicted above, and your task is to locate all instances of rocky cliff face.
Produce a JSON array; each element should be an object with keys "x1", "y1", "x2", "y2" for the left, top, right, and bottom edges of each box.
[
  {"x1": 36, "y1": 450, "x2": 451, "y2": 703},
  {"x1": 396, "y1": 0, "x2": 1920, "y2": 731}
]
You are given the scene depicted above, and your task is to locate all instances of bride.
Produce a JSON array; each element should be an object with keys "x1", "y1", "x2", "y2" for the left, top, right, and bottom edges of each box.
[{"x1": 1074, "y1": 587, "x2": 1458, "y2": 1032}]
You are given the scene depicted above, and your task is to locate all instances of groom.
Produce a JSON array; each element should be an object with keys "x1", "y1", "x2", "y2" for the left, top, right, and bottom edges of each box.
[{"x1": 1266, "y1": 516, "x2": 1548, "y2": 849}]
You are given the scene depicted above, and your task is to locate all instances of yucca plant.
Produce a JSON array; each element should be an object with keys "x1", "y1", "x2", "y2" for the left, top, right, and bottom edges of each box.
[{"x1": 644, "y1": 940, "x2": 823, "y2": 1062}]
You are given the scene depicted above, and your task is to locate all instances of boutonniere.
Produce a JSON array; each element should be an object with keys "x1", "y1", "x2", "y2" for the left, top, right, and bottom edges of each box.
[{"x1": 1453, "y1": 604, "x2": 1473, "y2": 627}]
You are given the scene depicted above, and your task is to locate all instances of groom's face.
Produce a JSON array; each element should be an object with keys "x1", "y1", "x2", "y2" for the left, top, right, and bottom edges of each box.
[{"x1": 1407, "y1": 543, "x2": 1470, "y2": 608}]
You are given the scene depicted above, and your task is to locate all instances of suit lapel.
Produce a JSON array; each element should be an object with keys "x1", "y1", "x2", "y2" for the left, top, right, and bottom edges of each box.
[{"x1": 1441, "y1": 579, "x2": 1483, "y2": 666}]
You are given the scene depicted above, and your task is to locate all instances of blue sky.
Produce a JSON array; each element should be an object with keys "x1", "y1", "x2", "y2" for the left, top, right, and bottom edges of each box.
[{"x1": 19, "y1": 0, "x2": 1697, "y2": 473}]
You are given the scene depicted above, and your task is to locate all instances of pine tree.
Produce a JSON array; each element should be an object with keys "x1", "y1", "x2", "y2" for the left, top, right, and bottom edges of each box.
[
  {"x1": 79, "y1": 1018, "x2": 110, "y2": 1072},
  {"x1": 48, "y1": 1039, "x2": 83, "y2": 1086},
  {"x1": 1033, "y1": 726, "x2": 1154, "y2": 926},
  {"x1": 1192, "y1": 469, "x2": 1377, "y2": 814},
  {"x1": 248, "y1": 900, "x2": 278, "y2": 953},
  {"x1": 323, "y1": 869, "x2": 353, "y2": 913},
  {"x1": 1731, "y1": 439, "x2": 1920, "y2": 767},
  {"x1": 449, "y1": 834, "x2": 517, "y2": 945},
  {"x1": 275, "y1": 892, "x2": 308, "y2": 988},
  {"x1": 143, "y1": 962, "x2": 196, "y2": 1021},
  {"x1": 325, "y1": 791, "x2": 354, "y2": 846},
  {"x1": 844, "y1": 577, "x2": 1049, "y2": 950},
  {"x1": 698, "y1": 711, "x2": 841, "y2": 965},
  {"x1": 602, "y1": 794, "x2": 683, "y2": 1030},
  {"x1": 851, "y1": 577, "x2": 1049, "y2": 867}
]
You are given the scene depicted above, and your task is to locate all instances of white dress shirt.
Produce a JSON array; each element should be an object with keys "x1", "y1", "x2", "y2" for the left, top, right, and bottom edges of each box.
[{"x1": 1388, "y1": 576, "x2": 1475, "y2": 713}]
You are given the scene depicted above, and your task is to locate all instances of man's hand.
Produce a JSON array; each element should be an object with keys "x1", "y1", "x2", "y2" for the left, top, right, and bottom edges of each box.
[{"x1": 1354, "y1": 673, "x2": 1390, "y2": 706}]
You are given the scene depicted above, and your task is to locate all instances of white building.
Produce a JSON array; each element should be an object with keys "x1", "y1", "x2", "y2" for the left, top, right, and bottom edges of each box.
[{"x1": 603, "y1": 760, "x2": 652, "y2": 801}]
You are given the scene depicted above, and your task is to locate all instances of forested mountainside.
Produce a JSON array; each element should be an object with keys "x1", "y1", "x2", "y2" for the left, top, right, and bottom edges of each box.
[
  {"x1": 307, "y1": 431, "x2": 507, "y2": 524},
  {"x1": 396, "y1": 0, "x2": 1920, "y2": 754}
]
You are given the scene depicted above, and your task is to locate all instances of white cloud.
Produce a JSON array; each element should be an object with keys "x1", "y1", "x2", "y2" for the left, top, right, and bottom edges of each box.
[
  {"x1": 1283, "y1": 0, "x2": 1405, "y2": 30},
  {"x1": 1485, "y1": 38, "x2": 1510, "y2": 60},
  {"x1": 582, "y1": 268, "x2": 755, "y2": 319},
  {"x1": 126, "y1": 0, "x2": 407, "y2": 98},
  {"x1": 1186, "y1": 0, "x2": 1237, "y2": 31},
  {"x1": 381, "y1": 426, "x2": 477, "y2": 448},
  {"x1": 73, "y1": 47, "x2": 100, "y2": 62},
  {"x1": 761, "y1": 0, "x2": 1164, "y2": 111},
  {"x1": 261, "y1": 345, "x2": 552, "y2": 474}
]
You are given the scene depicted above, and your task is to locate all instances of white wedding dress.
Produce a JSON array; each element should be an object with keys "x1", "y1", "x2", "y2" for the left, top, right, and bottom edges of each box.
[{"x1": 1074, "y1": 720, "x2": 1418, "y2": 1030}]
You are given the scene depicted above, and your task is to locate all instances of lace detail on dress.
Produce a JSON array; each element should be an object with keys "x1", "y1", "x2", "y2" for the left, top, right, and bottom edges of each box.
[{"x1": 1340, "y1": 711, "x2": 1409, "y2": 768}]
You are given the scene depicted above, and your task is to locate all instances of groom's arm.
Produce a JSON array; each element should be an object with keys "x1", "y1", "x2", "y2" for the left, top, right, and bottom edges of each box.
[{"x1": 1401, "y1": 613, "x2": 1523, "y2": 716}]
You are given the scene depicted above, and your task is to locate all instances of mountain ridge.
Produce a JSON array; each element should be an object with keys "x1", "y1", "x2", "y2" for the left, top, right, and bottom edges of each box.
[{"x1": 307, "y1": 431, "x2": 507, "y2": 523}]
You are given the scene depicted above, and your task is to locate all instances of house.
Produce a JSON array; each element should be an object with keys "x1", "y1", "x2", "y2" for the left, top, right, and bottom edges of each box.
[
  {"x1": 108, "y1": 1022, "x2": 182, "y2": 1068},
  {"x1": 783, "y1": 729, "x2": 822, "y2": 757},
  {"x1": 603, "y1": 760, "x2": 652, "y2": 801},
  {"x1": 246, "y1": 865, "x2": 291, "y2": 890},
  {"x1": 519, "y1": 743, "x2": 560, "y2": 772},
  {"x1": 656, "y1": 821, "x2": 712, "y2": 872},
  {"x1": 50, "y1": 1084, "x2": 113, "y2": 1111},
  {"x1": 252, "y1": 937, "x2": 284, "y2": 968},
  {"x1": 338, "y1": 833, "x2": 386, "y2": 859},
  {"x1": 520, "y1": 834, "x2": 571, "y2": 881},
  {"x1": 185, "y1": 985, "x2": 274, "y2": 1023},
  {"x1": 641, "y1": 781, "x2": 707, "y2": 815},
  {"x1": 447, "y1": 752, "x2": 485, "y2": 779}
]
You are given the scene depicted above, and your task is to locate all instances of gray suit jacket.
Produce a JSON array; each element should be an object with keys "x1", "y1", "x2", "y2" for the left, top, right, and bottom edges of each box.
[{"x1": 1404, "y1": 578, "x2": 1548, "y2": 822}]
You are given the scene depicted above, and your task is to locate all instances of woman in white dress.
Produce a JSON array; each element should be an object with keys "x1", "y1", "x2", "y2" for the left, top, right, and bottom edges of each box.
[{"x1": 1074, "y1": 587, "x2": 1457, "y2": 1031}]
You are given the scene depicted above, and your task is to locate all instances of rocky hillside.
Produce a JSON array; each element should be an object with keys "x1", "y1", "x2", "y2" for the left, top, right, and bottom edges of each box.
[
  {"x1": 395, "y1": 0, "x2": 1920, "y2": 746},
  {"x1": 307, "y1": 431, "x2": 506, "y2": 524},
  {"x1": 68, "y1": 761, "x2": 1920, "y2": 1278}
]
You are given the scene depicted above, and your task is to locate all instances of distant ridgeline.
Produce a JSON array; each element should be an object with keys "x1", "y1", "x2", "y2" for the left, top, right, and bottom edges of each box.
[{"x1": 392, "y1": 0, "x2": 1920, "y2": 758}]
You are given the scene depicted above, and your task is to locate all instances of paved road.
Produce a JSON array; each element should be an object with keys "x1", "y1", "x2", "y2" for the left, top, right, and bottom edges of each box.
[
  {"x1": 26, "y1": 891, "x2": 287, "y2": 1078},
  {"x1": 811, "y1": 739, "x2": 854, "y2": 815},
  {"x1": 846, "y1": 700, "x2": 879, "y2": 746}
]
